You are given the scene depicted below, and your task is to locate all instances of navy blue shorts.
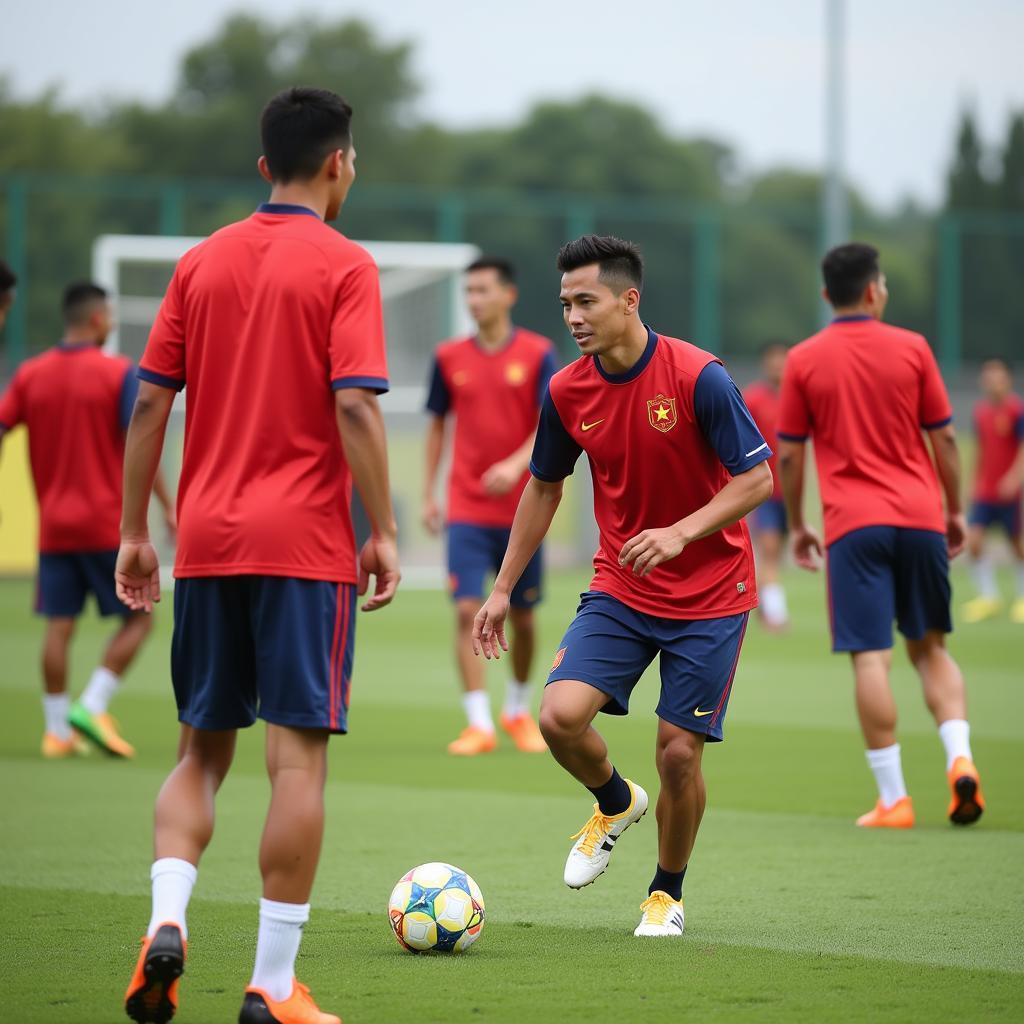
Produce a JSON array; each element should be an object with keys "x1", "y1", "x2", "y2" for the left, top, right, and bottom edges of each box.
[
  {"x1": 447, "y1": 522, "x2": 543, "y2": 608},
  {"x1": 826, "y1": 526, "x2": 951, "y2": 653},
  {"x1": 752, "y1": 498, "x2": 787, "y2": 535},
  {"x1": 546, "y1": 591, "x2": 749, "y2": 742},
  {"x1": 36, "y1": 550, "x2": 129, "y2": 618},
  {"x1": 171, "y1": 577, "x2": 356, "y2": 734},
  {"x1": 969, "y1": 500, "x2": 1021, "y2": 539}
]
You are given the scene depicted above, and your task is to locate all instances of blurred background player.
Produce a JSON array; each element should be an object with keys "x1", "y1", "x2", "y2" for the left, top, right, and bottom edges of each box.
[
  {"x1": 0, "y1": 281, "x2": 174, "y2": 760},
  {"x1": 961, "y1": 357, "x2": 1024, "y2": 623},
  {"x1": 474, "y1": 235, "x2": 772, "y2": 937},
  {"x1": 118, "y1": 87, "x2": 399, "y2": 1024},
  {"x1": 0, "y1": 259, "x2": 16, "y2": 330},
  {"x1": 743, "y1": 341, "x2": 790, "y2": 630},
  {"x1": 422, "y1": 257, "x2": 558, "y2": 756},
  {"x1": 778, "y1": 242, "x2": 984, "y2": 830}
]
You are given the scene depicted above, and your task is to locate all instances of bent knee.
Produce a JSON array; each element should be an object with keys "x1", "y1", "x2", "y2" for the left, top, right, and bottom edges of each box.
[
  {"x1": 657, "y1": 734, "x2": 702, "y2": 782},
  {"x1": 539, "y1": 702, "x2": 586, "y2": 744}
]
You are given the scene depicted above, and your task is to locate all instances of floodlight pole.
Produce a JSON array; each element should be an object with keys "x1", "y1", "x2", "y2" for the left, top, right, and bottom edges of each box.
[{"x1": 822, "y1": 0, "x2": 849, "y2": 321}]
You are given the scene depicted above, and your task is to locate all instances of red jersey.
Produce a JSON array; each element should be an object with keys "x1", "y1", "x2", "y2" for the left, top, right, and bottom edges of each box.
[
  {"x1": 972, "y1": 395, "x2": 1024, "y2": 502},
  {"x1": 0, "y1": 343, "x2": 135, "y2": 552},
  {"x1": 139, "y1": 203, "x2": 388, "y2": 582},
  {"x1": 530, "y1": 329, "x2": 769, "y2": 619},
  {"x1": 777, "y1": 316, "x2": 952, "y2": 546},
  {"x1": 426, "y1": 328, "x2": 557, "y2": 527},
  {"x1": 742, "y1": 380, "x2": 782, "y2": 499}
]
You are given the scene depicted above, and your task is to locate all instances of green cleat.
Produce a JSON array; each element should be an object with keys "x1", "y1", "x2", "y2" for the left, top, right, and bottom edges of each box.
[{"x1": 68, "y1": 701, "x2": 136, "y2": 758}]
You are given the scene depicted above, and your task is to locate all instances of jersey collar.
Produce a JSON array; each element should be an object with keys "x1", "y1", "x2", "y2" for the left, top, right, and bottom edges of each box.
[
  {"x1": 593, "y1": 325, "x2": 658, "y2": 384},
  {"x1": 831, "y1": 314, "x2": 873, "y2": 323},
  {"x1": 256, "y1": 202, "x2": 322, "y2": 219},
  {"x1": 471, "y1": 325, "x2": 518, "y2": 355},
  {"x1": 57, "y1": 340, "x2": 96, "y2": 352}
]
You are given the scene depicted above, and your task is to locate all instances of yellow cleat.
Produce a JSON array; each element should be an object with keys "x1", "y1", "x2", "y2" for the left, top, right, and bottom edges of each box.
[
  {"x1": 41, "y1": 732, "x2": 89, "y2": 759},
  {"x1": 1010, "y1": 597, "x2": 1024, "y2": 624},
  {"x1": 961, "y1": 597, "x2": 1004, "y2": 624}
]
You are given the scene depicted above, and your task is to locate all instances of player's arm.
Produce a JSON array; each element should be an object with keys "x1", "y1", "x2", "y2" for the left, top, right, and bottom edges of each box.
[
  {"x1": 927, "y1": 423, "x2": 967, "y2": 558},
  {"x1": 422, "y1": 415, "x2": 447, "y2": 535},
  {"x1": 335, "y1": 387, "x2": 400, "y2": 611},
  {"x1": 995, "y1": 413, "x2": 1024, "y2": 499}
]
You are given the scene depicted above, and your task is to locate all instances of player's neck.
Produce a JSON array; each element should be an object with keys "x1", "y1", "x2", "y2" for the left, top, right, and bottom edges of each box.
[
  {"x1": 595, "y1": 320, "x2": 650, "y2": 376},
  {"x1": 62, "y1": 329, "x2": 98, "y2": 347},
  {"x1": 832, "y1": 303, "x2": 879, "y2": 320},
  {"x1": 266, "y1": 184, "x2": 327, "y2": 220},
  {"x1": 475, "y1": 317, "x2": 514, "y2": 350}
]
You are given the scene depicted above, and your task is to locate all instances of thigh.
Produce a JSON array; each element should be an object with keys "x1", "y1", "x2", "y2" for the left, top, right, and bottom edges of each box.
[
  {"x1": 510, "y1": 540, "x2": 544, "y2": 609},
  {"x1": 36, "y1": 553, "x2": 87, "y2": 618},
  {"x1": 656, "y1": 612, "x2": 749, "y2": 742},
  {"x1": 967, "y1": 501, "x2": 996, "y2": 531},
  {"x1": 251, "y1": 577, "x2": 356, "y2": 735},
  {"x1": 546, "y1": 592, "x2": 657, "y2": 717},
  {"x1": 79, "y1": 549, "x2": 130, "y2": 618},
  {"x1": 826, "y1": 527, "x2": 896, "y2": 653},
  {"x1": 754, "y1": 499, "x2": 787, "y2": 536},
  {"x1": 996, "y1": 501, "x2": 1022, "y2": 540},
  {"x1": 447, "y1": 523, "x2": 494, "y2": 602},
  {"x1": 171, "y1": 578, "x2": 258, "y2": 731},
  {"x1": 893, "y1": 529, "x2": 952, "y2": 641}
]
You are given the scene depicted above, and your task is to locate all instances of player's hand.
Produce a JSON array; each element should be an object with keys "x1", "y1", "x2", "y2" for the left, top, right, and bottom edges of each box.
[
  {"x1": 472, "y1": 589, "x2": 510, "y2": 660},
  {"x1": 115, "y1": 538, "x2": 161, "y2": 613},
  {"x1": 481, "y1": 458, "x2": 522, "y2": 496},
  {"x1": 618, "y1": 526, "x2": 687, "y2": 576},
  {"x1": 358, "y1": 534, "x2": 401, "y2": 611},
  {"x1": 995, "y1": 472, "x2": 1020, "y2": 501},
  {"x1": 421, "y1": 496, "x2": 443, "y2": 536},
  {"x1": 945, "y1": 513, "x2": 968, "y2": 559},
  {"x1": 791, "y1": 524, "x2": 823, "y2": 571}
]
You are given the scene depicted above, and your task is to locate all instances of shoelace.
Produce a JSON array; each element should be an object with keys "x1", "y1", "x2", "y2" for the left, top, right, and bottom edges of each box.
[
  {"x1": 568, "y1": 805, "x2": 614, "y2": 857},
  {"x1": 639, "y1": 892, "x2": 678, "y2": 926}
]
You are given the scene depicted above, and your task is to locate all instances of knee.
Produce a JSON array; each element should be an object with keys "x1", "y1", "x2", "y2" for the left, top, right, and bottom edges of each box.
[
  {"x1": 539, "y1": 701, "x2": 584, "y2": 746},
  {"x1": 657, "y1": 734, "x2": 701, "y2": 786},
  {"x1": 456, "y1": 602, "x2": 478, "y2": 633},
  {"x1": 130, "y1": 612, "x2": 154, "y2": 638},
  {"x1": 509, "y1": 609, "x2": 535, "y2": 638}
]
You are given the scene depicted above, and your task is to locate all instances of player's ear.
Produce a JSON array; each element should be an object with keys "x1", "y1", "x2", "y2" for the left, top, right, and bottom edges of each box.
[
  {"x1": 257, "y1": 156, "x2": 273, "y2": 184},
  {"x1": 820, "y1": 285, "x2": 831, "y2": 307},
  {"x1": 623, "y1": 287, "x2": 641, "y2": 316},
  {"x1": 325, "y1": 149, "x2": 343, "y2": 181}
]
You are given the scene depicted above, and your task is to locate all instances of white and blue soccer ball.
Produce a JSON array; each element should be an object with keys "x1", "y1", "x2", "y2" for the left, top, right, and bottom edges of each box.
[{"x1": 388, "y1": 862, "x2": 485, "y2": 953}]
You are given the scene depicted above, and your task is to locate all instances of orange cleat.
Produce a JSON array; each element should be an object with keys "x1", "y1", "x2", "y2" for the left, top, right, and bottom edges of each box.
[
  {"x1": 69, "y1": 701, "x2": 136, "y2": 758},
  {"x1": 41, "y1": 732, "x2": 89, "y2": 758},
  {"x1": 125, "y1": 923, "x2": 185, "y2": 1023},
  {"x1": 239, "y1": 980, "x2": 341, "y2": 1024},
  {"x1": 855, "y1": 796, "x2": 915, "y2": 829},
  {"x1": 947, "y1": 756, "x2": 985, "y2": 826},
  {"x1": 446, "y1": 726, "x2": 498, "y2": 756},
  {"x1": 500, "y1": 712, "x2": 548, "y2": 753}
]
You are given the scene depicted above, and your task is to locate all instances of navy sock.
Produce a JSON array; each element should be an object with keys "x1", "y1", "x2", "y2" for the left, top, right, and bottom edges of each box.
[
  {"x1": 586, "y1": 767, "x2": 631, "y2": 816},
  {"x1": 649, "y1": 864, "x2": 686, "y2": 902}
]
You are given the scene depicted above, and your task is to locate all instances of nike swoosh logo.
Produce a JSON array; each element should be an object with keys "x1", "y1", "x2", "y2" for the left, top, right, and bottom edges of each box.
[
  {"x1": 693, "y1": 707, "x2": 714, "y2": 717},
  {"x1": 745, "y1": 442, "x2": 768, "y2": 458},
  {"x1": 581, "y1": 419, "x2": 605, "y2": 431}
]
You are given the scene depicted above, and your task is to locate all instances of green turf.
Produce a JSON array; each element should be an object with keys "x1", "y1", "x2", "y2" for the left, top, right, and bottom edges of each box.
[{"x1": 0, "y1": 566, "x2": 1022, "y2": 1022}]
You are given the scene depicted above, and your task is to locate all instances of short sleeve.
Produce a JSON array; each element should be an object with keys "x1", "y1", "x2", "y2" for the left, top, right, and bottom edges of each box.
[
  {"x1": 330, "y1": 261, "x2": 389, "y2": 393},
  {"x1": 530, "y1": 388, "x2": 582, "y2": 482},
  {"x1": 918, "y1": 341, "x2": 952, "y2": 429},
  {"x1": 425, "y1": 357, "x2": 450, "y2": 416},
  {"x1": 0, "y1": 367, "x2": 25, "y2": 429},
  {"x1": 119, "y1": 363, "x2": 139, "y2": 430},
  {"x1": 777, "y1": 359, "x2": 811, "y2": 441},
  {"x1": 694, "y1": 362, "x2": 772, "y2": 475},
  {"x1": 1015, "y1": 408, "x2": 1024, "y2": 441},
  {"x1": 536, "y1": 348, "x2": 559, "y2": 407},
  {"x1": 139, "y1": 269, "x2": 187, "y2": 391}
]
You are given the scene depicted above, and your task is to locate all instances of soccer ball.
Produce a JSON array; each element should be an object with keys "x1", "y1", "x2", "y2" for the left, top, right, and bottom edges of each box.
[{"x1": 388, "y1": 862, "x2": 485, "y2": 953}]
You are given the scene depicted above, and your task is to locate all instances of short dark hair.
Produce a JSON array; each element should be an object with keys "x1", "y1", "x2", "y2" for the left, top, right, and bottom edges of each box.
[
  {"x1": 556, "y1": 235, "x2": 644, "y2": 294},
  {"x1": 466, "y1": 257, "x2": 517, "y2": 285},
  {"x1": 981, "y1": 356, "x2": 1011, "y2": 372},
  {"x1": 0, "y1": 259, "x2": 16, "y2": 294},
  {"x1": 260, "y1": 87, "x2": 353, "y2": 184},
  {"x1": 822, "y1": 243, "x2": 880, "y2": 307},
  {"x1": 62, "y1": 282, "x2": 108, "y2": 325}
]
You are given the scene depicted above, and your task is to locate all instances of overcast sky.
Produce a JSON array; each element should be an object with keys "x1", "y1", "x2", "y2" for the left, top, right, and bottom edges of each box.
[{"x1": 3, "y1": 0, "x2": 1022, "y2": 209}]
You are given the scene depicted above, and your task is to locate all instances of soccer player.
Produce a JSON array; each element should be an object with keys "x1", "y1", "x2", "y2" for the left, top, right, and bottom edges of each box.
[
  {"x1": 473, "y1": 235, "x2": 772, "y2": 937},
  {"x1": 0, "y1": 259, "x2": 16, "y2": 330},
  {"x1": 0, "y1": 282, "x2": 174, "y2": 759},
  {"x1": 777, "y1": 242, "x2": 984, "y2": 830},
  {"x1": 961, "y1": 357, "x2": 1024, "y2": 624},
  {"x1": 118, "y1": 88, "x2": 399, "y2": 1024},
  {"x1": 743, "y1": 341, "x2": 790, "y2": 630},
  {"x1": 422, "y1": 257, "x2": 558, "y2": 756}
]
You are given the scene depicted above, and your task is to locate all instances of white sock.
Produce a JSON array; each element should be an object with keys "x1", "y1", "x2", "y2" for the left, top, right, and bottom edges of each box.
[
  {"x1": 865, "y1": 744, "x2": 908, "y2": 808},
  {"x1": 250, "y1": 898, "x2": 310, "y2": 1002},
  {"x1": 80, "y1": 666, "x2": 120, "y2": 715},
  {"x1": 1016, "y1": 562, "x2": 1024, "y2": 597},
  {"x1": 970, "y1": 556, "x2": 998, "y2": 599},
  {"x1": 760, "y1": 582, "x2": 789, "y2": 625},
  {"x1": 463, "y1": 690, "x2": 494, "y2": 732},
  {"x1": 503, "y1": 680, "x2": 531, "y2": 718},
  {"x1": 148, "y1": 858, "x2": 197, "y2": 939},
  {"x1": 42, "y1": 693, "x2": 71, "y2": 740},
  {"x1": 938, "y1": 719, "x2": 972, "y2": 771}
]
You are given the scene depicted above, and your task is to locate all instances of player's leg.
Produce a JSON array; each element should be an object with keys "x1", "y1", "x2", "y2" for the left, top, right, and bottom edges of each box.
[
  {"x1": 1007, "y1": 506, "x2": 1024, "y2": 623},
  {"x1": 501, "y1": 543, "x2": 547, "y2": 752},
  {"x1": 963, "y1": 506, "x2": 1001, "y2": 621},
  {"x1": 753, "y1": 502, "x2": 789, "y2": 630}
]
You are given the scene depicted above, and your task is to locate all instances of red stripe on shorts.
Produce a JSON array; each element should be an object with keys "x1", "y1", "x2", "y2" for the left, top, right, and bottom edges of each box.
[
  {"x1": 710, "y1": 614, "x2": 749, "y2": 729},
  {"x1": 336, "y1": 585, "x2": 352, "y2": 721},
  {"x1": 328, "y1": 583, "x2": 343, "y2": 730}
]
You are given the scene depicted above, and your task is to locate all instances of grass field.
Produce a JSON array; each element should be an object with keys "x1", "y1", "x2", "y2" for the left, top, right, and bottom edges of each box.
[{"x1": 0, "y1": 564, "x2": 1022, "y2": 1023}]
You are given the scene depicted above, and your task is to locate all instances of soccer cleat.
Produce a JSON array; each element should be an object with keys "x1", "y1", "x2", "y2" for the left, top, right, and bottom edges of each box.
[
  {"x1": 634, "y1": 891, "x2": 685, "y2": 937},
  {"x1": 446, "y1": 726, "x2": 497, "y2": 756},
  {"x1": 124, "y1": 923, "x2": 185, "y2": 1024},
  {"x1": 961, "y1": 596, "x2": 1004, "y2": 624},
  {"x1": 1010, "y1": 597, "x2": 1024, "y2": 624},
  {"x1": 947, "y1": 756, "x2": 985, "y2": 826},
  {"x1": 238, "y1": 980, "x2": 341, "y2": 1024},
  {"x1": 69, "y1": 701, "x2": 136, "y2": 758},
  {"x1": 41, "y1": 732, "x2": 89, "y2": 758},
  {"x1": 499, "y1": 712, "x2": 548, "y2": 753},
  {"x1": 564, "y1": 780, "x2": 648, "y2": 889},
  {"x1": 855, "y1": 796, "x2": 915, "y2": 829}
]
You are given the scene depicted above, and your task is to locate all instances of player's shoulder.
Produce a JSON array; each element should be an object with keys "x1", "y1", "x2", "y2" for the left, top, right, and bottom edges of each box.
[
  {"x1": 434, "y1": 335, "x2": 475, "y2": 363},
  {"x1": 653, "y1": 333, "x2": 721, "y2": 382},
  {"x1": 513, "y1": 327, "x2": 557, "y2": 356}
]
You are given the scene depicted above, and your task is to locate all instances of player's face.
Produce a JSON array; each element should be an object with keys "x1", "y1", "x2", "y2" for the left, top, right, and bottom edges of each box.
[
  {"x1": 762, "y1": 347, "x2": 787, "y2": 387},
  {"x1": 980, "y1": 361, "x2": 1011, "y2": 400},
  {"x1": 560, "y1": 265, "x2": 636, "y2": 355},
  {"x1": 865, "y1": 272, "x2": 889, "y2": 317},
  {"x1": 465, "y1": 270, "x2": 516, "y2": 329},
  {"x1": 92, "y1": 300, "x2": 114, "y2": 344}
]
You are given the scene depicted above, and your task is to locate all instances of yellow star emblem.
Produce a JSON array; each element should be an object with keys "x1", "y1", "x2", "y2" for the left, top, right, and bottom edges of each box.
[{"x1": 654, "y1": 403, "x2": 671, "y2": 422}]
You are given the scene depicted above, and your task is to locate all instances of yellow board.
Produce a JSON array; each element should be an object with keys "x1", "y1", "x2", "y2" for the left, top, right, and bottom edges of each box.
[{"x1": 0, "y1": 427, "x2": 38, "y2": 575}]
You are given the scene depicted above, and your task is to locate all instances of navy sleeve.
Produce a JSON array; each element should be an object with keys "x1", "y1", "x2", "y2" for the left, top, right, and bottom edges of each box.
[
  {"x1": 530, "y1": 388, "x2": 582, "y2": 482},
  {"x1": 536, "y1": 349, "x2": 559, "y2": 407},
  {"x1": 693, "y1": 361, "x2": 772, "y2": 475},
  {"x1": 424, "y1": 357, "x2": 450, "y2": 416},
  {"x1": 1016, "y1": 410, "x2": 1024, "y2": 440},
  {"x1": 119, "y1": 365, "x2": 140, "y2": 429}
]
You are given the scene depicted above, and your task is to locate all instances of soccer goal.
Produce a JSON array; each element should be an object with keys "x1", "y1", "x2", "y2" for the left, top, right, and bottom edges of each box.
[{"x1": 93, "y1": 233, "x2": 480, "y2": 585}]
